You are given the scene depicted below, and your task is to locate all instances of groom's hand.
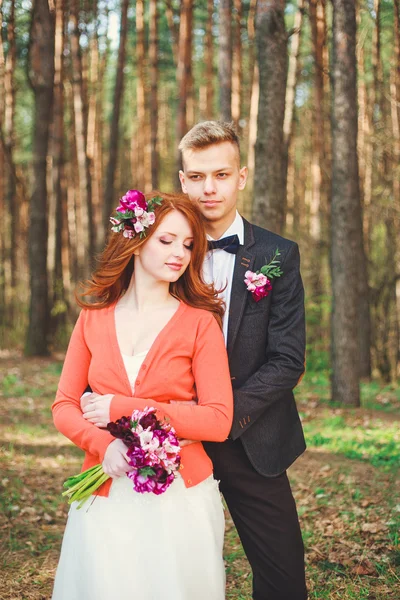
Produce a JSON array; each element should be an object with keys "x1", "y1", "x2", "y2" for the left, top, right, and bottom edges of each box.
[{"x1": 81, "y1": 393, "x2": 114, "y2": 427}]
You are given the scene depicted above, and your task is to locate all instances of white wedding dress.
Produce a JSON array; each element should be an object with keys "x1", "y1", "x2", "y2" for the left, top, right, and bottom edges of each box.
[{"x1": 52, "y1": 351, "x2": 226, "y2": 600}]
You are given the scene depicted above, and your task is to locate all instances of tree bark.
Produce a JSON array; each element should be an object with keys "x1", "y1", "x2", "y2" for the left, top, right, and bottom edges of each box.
[
  {"x1": 330, "y1": 0, "x2": 365, "y2": 404},
  {"x1": 135, "y1": 0, "x2": 147, "y2": 191},
  {"x1": 69, "y1": 0, "x2": 93, "y2": 275},
  {"x1": 149, "y1": 0, "x2": 159, "y2": 189},
  {"x1": 219, "y1": 0, "x2": 232, "y2": 121},
  {"x1": 165, "y1": 0, "x2": 179, "y2": 65},
  {"x1": 175, "y1": 0, "x2": 193, "y2": 184},
  {"x1": 104, "y1": 0, "x2": 129, "y2": 223},
  {"x1": 253, "y1": 0, "x2": 287, "y2": 234},
  {"x1": 26, "y1": 0, "x2": 55, "y2": 355},
  {"x1": 4, "y1": 0, "x2": 18, "y2": 304},
  {"x1": 204, "y1": 0, "x2": 214, "y2": 119},
  {"x1": 283, "y1": 0, "x2": 305, "y2": 233},
  {"x1": 49, "y1": 0, "x2": 69, "y2": 333},
  {"x1": 231, "y1": 0, "x2": 242, "y2": 128}
]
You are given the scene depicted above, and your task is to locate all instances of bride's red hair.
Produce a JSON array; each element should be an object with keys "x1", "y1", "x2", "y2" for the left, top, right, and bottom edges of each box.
[{"x1": 77, "y1": 191, "x2": 224, "y2": 327}]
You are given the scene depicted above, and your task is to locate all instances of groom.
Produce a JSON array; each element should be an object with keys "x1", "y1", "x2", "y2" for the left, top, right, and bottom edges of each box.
[{"x1": 178, "y1": 121, "x2": 307, "y2": 600}]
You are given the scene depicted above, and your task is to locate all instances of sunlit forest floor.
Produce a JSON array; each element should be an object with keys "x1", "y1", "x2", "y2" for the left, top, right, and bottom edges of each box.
[{"x1": 1, "y1": 352, "x2": 399, "y2": 599}]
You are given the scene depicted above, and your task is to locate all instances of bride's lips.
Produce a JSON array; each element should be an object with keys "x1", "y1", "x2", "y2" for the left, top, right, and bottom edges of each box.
[{"x1": 166, "y1": 263, "x2": 183, "y2": 271}]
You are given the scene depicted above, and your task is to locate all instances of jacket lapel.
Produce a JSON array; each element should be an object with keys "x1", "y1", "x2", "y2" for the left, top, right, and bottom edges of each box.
[{"x1": 227, "y1": 219, "x2": 255, "y2": 356}]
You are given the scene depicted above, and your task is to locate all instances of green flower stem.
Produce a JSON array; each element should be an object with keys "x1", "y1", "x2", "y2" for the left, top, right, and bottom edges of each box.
[
  {"x1": 63, "y1": 464, "x2": 102, "y2": 488},
  {"x1": 74, "y1": 473, "x2": 110, "y2": 509},
  {"x1": 62, "y1": 465, "x2": 103, "y2": 497},
  {"x1": 66, "y1": 470, "x2": 110, "y2": 503}
]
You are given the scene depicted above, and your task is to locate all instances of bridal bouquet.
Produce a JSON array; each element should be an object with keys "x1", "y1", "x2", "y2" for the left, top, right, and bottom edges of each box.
[{"x1": 62, "y1": 407, "x2": 181, "y2": 508}]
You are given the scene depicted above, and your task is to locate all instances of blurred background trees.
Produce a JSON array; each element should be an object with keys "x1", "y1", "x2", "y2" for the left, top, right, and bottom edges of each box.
[{"x1": 0, "y1": 0, "x2": 399, "y2": 402}]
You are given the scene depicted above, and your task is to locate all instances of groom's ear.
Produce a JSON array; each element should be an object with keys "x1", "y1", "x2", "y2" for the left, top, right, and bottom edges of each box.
[{"x1": 179, "y1": 170, "x2": 187, "y2": 194}]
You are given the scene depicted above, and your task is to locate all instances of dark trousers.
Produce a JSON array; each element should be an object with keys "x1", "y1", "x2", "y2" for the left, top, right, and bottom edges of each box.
[{"x1": 205, "y1": 439, "x2": 307, "y2": 600}]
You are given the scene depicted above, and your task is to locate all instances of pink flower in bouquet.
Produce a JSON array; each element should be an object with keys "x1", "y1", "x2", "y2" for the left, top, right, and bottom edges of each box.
[{"x1": 244, "y1": 270, "x2": 272, "y2": 303}]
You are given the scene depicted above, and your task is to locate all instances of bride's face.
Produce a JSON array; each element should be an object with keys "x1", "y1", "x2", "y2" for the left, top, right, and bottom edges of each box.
[{"x1": 134, "y1": 210, "x2": 194, "y2": 283}]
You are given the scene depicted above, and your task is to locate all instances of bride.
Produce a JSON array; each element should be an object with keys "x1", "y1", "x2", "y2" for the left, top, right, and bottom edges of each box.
[{"x1": 52, "y1": 190, "x2": 233, "y2": 599}]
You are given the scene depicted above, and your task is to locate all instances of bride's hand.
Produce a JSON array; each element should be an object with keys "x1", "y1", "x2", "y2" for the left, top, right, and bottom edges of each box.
[
  {"x1": 81, "y1": 393, "x2": 114, "y2": 427},
  {"x1": 102, "y1": 439, "x2": 132, "y2": 478}
]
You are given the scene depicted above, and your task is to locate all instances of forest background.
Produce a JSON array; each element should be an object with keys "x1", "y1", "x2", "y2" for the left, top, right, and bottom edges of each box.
[{"x1": 0, "y1": 1, "x2": 400, "y2": 599}]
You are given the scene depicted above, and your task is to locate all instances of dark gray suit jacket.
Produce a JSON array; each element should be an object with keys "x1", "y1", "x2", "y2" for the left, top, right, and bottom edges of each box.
[{"x1": 225, "y1": 218, "x2": 306, "y2": 477}]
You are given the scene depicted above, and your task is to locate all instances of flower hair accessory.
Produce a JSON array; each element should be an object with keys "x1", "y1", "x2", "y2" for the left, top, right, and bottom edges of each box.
[
  {"x1": 110, "y1": 189, "x2": 162, "y2": 239},
  {"x1": 244, "y1": 248, "x2": 283, "y2": 303}
]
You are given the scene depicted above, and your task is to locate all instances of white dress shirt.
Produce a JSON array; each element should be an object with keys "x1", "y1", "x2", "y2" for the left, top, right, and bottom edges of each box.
[{"x1": 203, "y1": 211, "x2": 244, "y2": 344}]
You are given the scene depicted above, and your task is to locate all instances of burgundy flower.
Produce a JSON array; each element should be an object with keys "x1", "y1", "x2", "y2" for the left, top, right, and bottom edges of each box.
[
  {"x1": 139, "y1": 412, "x2": 158, "y2": 431},
  {"x1": 107, "y1": 418, "x2": 137, "y2": 444}
]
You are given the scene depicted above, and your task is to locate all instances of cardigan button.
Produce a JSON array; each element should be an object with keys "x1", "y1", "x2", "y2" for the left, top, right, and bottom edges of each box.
[
  {"x1": 136, "y1": 380, "x2": 141, "y2": 386},
  {"x1": 142, "y1": 364, "x2": 147, "y2": 370},
  {"x1": 187, "y1": 479, "x2": 192, "y2": 485}
]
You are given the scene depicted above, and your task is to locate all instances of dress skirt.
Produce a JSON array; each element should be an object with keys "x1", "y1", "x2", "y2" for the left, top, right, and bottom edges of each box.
[{"x1": 52, "y1": 473, "x2": 226, "y2": 600}]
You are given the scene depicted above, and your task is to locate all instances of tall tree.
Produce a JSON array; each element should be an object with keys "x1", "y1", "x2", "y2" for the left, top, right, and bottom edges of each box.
[
  {"x1": 330, "y1": 0, "x2": 366, "y2": 404},
  {"x1": 69, "y1": 0, "x2": 93, "y2": 274},
  {"x1": 219, "y1": 0, "x2": 232, "y2": 121},
  {"x1": 104, "y1": 0, "x2": 129, "y2": 222},
  {"x1": 175, "y1": 0, "x2": 193, "y2": 183},
  {"x1": 48, "y1": 0, "x2": 69, "y2": 333},
  {"x1": 149, "y1": 0, "x2": 159, "y2": 189},
  {"x1": 253, "y1": 0, "x2": 287, "y2": 233},
  {"x1": 26, "y1": 0, "x2": 55, "y2": 355},
  {"x1": 283, "y1": 0, "x2": 305, "y2": 232},
  {"x1": 204, "y1": 0, "x2": 214, "y2": 119},
  {"x1": 3, "y1": 0, "x2": 17, "y2": 312},
  {"x1": 231, "y1": 0, "x2": 242, "y2": 128}
]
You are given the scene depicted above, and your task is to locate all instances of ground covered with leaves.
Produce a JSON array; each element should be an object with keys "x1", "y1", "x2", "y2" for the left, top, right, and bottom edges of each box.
[{"x1": 1, "y1": 352, "x2": 399, "y2": 599}]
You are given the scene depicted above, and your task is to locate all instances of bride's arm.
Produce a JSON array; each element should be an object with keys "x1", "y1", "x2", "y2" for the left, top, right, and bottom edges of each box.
[
  {"x1": 83, "y1": 312, "x2": 233, "y2": 442},
  {"x1": 52, "y1": 310, "x2": 116, "y2": 461}
]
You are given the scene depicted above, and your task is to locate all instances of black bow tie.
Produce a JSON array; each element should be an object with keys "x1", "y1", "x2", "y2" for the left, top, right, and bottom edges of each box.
[{"x1": 207, "y1": 234, "x2": 240, "y2": 255}]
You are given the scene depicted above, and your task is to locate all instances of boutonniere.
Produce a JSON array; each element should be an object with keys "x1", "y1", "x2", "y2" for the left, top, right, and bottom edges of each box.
[{"x1": 244, "y1": 249, "x2": 283, "y2": 303}]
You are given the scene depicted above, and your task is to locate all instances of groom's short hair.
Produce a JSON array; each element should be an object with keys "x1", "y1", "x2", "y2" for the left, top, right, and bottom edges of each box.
[{"x1": 179, "y1": 121, "x2": 240, "y2": 164}]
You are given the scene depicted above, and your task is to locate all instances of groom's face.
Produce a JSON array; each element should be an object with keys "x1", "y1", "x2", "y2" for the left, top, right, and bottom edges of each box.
[{"x1": 179, "y1": 141, "x2": 247, "y2": 233}]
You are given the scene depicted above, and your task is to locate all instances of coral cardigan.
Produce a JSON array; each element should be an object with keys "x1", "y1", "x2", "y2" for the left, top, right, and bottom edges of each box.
[{"x1": 52, "y1": 301, "x2": 233, "y2": 497}]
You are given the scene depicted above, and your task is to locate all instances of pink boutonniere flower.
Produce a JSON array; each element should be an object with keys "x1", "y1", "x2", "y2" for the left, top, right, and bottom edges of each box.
[{"x1": 244, "y1": 249, "x2": 283, "y2": 303}]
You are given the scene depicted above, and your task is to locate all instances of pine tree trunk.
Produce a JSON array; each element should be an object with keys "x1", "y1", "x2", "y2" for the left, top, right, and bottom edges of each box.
[
  {"x1": 135, "y1": 0, "x2": 146, "y2": 191},
  {"x1": 0, "y1": 0, "x2": 6, "y2": 323},
  {"x1": 331, "y1": 0, "x2": 365, "y2": 404},
  {"x1": 49, "y1": 0, "x2": 68, "y2": 334},
  {"x1": 104, "y1": 0, "x2": 129, "y2": 222},
  {"x1": 69, "y1": 0, "x2": 93, "y2": 276},
  {"x1": 4, "y1": 0, "x2": 17, "y2": 310},
  {"x1": 175, "y1": 0, "x2": 193, "y2": 184},
  {"x1": 149, "y1": 0, "x2": 159, "y2": 189},
  {"x1": 253, "y1": 0, "x2": 287, "y2": 234},
  {"x1": 219, "y1": 0, "x2": 232, "y2": 121},
  {"x1": 231, "y1": 0, "x2": 242, "y2": 129},
  {"x1": 204, "y1": 0, "x2": 214, "y2": 119},
  {"x1": 165, "y1": 0, "x2": 178, "y2": 65},
  {"x1": 87, "y1": 0, "x2": 102, "y2": 252},
  {"x1": 283, "y1": 0, "x2": 305, "y2": 234},
  {"x1": 26, "y1": 0, "x2": 55, "y2": 356}
]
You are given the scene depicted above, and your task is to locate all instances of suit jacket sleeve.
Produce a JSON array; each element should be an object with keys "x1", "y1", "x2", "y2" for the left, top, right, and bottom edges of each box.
[
  {"x1": 110, "y1": 312, "x2": 233, "y2": 442},
  {"x1": 230, "y1": 242, "x2": 306, "y2": 440}
]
